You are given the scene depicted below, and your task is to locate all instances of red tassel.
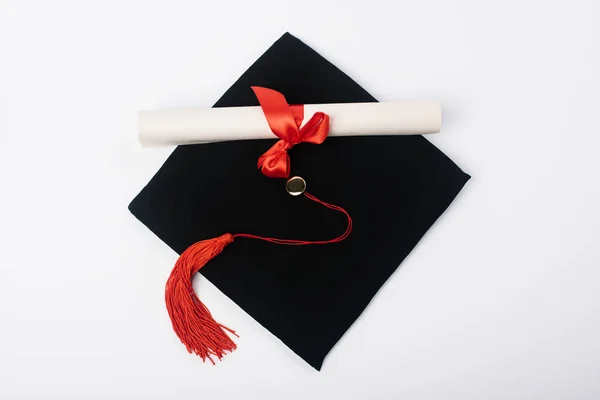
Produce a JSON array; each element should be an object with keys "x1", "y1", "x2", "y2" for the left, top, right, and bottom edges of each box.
[
  {"x1": 164, "y1": 192, "x2": 352, "y2": 363},
  {"x1": 165, "y1": 233, "x2": 238, "y2": 364}
]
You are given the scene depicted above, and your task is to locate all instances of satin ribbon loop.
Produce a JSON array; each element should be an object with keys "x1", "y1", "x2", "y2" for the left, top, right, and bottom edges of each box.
[{"x1": 251, "y1": 86, "x2": 330, "y2": 178}]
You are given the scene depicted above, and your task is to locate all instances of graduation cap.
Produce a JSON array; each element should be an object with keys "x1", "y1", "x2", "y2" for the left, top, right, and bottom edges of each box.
[{"x1": 129, "y1": 32, "x2": 470, "y2": 370}]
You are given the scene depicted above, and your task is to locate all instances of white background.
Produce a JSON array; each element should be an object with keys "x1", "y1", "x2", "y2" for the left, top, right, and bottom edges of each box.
[{"x1": 1, "y1": 0, "x2": 599, "y2": 399}]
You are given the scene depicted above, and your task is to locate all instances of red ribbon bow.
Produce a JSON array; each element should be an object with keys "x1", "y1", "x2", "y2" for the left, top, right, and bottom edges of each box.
[{"x1": 251, "y1": 86, "x2": 329, "y2": 178}]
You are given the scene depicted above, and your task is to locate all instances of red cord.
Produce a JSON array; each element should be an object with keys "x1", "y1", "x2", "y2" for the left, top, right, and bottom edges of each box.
[
  {"x1": 166, "y1": 192, "x2": 352, "y2": 363},
  {"x1": 233, "y1": 192, "x2": 352, "y2": 245}
]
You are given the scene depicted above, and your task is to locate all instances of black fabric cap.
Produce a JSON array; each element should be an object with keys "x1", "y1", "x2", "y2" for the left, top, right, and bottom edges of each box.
[{"x1": 129, "y1": 33, "x2": 470, "y2": 370}]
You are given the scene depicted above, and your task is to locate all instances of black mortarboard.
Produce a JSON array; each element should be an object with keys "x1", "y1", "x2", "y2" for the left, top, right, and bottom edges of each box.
[{"x1": 129, "y1": 32, "x2": 470, "y2": 370}]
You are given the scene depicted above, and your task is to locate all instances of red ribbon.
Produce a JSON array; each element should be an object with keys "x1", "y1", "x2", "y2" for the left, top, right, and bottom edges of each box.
[{"x1": 251, "y1": 86, "x2": 329, "y2": 178}]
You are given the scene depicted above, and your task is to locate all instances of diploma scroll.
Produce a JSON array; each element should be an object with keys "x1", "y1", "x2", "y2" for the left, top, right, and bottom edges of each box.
[{"x1": 139, "y1": 101, "x2": 441, "y2": 147}]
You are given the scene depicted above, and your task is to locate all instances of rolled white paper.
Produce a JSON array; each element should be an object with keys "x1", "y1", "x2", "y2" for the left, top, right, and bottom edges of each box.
[{"x1": 138, "y1": 101, "x2": 441, "y2": 147}]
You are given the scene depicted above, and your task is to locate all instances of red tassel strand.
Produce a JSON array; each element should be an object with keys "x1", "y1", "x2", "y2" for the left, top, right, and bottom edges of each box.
[
  {"x1": 165, "y1": 233, "x2": 239, "y2": 364},
  {"x1": 165, "y1": 192, "x2": 352, "y2": 363}
]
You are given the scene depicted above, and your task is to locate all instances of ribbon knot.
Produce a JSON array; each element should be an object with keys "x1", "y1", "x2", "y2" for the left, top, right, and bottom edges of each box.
[{"x1": 252, "y1": 86, "x2": 330, "y2": 178}]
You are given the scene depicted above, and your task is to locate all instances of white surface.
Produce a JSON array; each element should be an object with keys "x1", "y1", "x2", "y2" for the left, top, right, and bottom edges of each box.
[
  {"x1": 1, "y1": 0, "x2": 599, "y2": 399},
  {"x1": 139, "y1": 101, "x2": 441, "y2": 146}
]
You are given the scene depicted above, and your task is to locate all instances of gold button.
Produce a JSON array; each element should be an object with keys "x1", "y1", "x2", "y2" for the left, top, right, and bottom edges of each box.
[{"x1": 286, "y1": 176, "x2": 306, "y2": 196}]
